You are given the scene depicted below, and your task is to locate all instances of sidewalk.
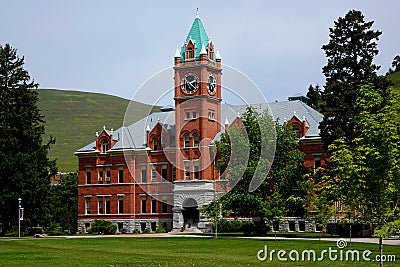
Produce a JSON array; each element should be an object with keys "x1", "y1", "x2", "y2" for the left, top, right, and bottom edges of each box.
[{"x1": 64, "y1": 233, "x2": 400, "y2": 245}]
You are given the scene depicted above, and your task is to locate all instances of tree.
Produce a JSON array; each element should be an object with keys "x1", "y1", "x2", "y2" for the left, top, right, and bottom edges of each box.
[
  {"x1": 328, "y1": 84, "x2": 400, "y2": 267},
  {"x1": 306, "y1": 84, "x2": 323, "y2": 112},
  {"x1": 204, "y1": 107, "x2": 309, "y2": 232},
  {"x1": 49, "y1": 172, "x2": 78, "y2": 233},
  {"x1": 387, "y1": 55, "x2": 400, "y2": 74},
  {"x1": 319, "y1": 10, "x2": 391, "y2": 148},
  {"x1": 0, "y1": 44, "x2": 57, "y2": 234}
]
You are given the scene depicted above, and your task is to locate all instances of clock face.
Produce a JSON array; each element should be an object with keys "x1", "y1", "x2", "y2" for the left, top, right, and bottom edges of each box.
[
  {"x1": 181, "y1": 73, "x2": 199, "y2": 94},
  {"x1": 207, "y1": 74, "x2": 216, "y2": 95}
]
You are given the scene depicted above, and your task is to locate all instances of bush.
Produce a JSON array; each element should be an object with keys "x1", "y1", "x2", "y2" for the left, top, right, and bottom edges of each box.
[
  {"x1": 48, "y1": 222, "x2": 63, "y2": 236},
  {"x1": 241, "y1": 221, "x2": 256, "y2": 236},
  {"x1": 240, "y1": 221, "x2": 269, "y2": 236},
  {"x1": 88, "y1": 220, "x2": 117, "y2": 235},
  {"x1": 156, "y1": 225, "x2": 166, "y2": 233}
]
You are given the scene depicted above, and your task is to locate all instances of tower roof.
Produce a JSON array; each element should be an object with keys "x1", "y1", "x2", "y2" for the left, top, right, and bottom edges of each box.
[{"x1": 180, "y1": 16, "x2": 212, "y2": 62}]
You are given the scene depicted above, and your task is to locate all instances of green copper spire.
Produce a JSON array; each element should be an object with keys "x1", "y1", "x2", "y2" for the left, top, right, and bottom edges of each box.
[{"x1": 180, "y1": 14, "x2": 213, "y2": 62}]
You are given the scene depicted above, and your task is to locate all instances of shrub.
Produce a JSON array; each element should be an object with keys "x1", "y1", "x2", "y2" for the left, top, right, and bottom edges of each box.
[
  {"x1": 241, "y1": 221, "x2": 256, "y2": 236},
  {"x1": 156, "y1": 225, "x2": 166, "y2": 233},
  {"x1": 88, "y1": 220, "x2": 117, "y2": 235}
]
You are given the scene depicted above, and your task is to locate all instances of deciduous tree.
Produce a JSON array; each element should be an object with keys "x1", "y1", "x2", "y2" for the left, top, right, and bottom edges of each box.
[{"x1": 329, "y1": 84, "x2": 400, "y2": 267}]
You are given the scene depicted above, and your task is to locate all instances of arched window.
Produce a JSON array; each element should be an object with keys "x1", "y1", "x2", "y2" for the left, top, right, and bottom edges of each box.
[
  {"x1": 101, "y1": 140, "x2": 108, "y2": 153},
  {"x1": 208, "y1": 43, "x2": 214, "y2": 60},
  {"x1": 185, "y1": 41, "x2": 195, "y2": 60},
  {"x1": 184, "y1": 134, "x2": 190, "y2": 147},
  {"x1": 193, "y1": 133, "x2": 199, "y2": 147},
  {"x1": 153, "y1": 137, "x2": 158, "y2": 151}
]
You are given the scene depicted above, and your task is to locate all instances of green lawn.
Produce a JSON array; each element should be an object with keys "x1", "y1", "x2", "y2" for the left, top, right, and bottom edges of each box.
[{"x1": 0, "y1": 237, "x2": 398, "y2": 266}]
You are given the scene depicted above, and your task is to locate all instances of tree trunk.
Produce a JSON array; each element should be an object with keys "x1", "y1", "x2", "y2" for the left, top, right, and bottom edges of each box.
[{"x1": 379, "y1": 236, "x2": 383, "y2": 267}]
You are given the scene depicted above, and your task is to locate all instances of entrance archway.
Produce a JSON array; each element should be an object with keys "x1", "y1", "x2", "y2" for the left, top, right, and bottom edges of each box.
[{"x1": 182, "y1": 198, "x2": 199, "y2": 228}]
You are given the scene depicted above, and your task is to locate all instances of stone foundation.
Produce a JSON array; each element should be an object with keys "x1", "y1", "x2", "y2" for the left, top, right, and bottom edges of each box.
[{"x1": 77, "y1": 218, "x2": 173, "y2": 234}]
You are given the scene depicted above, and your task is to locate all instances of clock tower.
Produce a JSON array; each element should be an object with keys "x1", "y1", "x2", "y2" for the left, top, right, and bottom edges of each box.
[{"x1": 172, "y1": 13, "x2": 223, "y2": 231}]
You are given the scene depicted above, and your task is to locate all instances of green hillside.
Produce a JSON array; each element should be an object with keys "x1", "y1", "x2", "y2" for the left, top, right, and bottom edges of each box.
[
  {"x1": 387, "y1": 71, "x2": 400, "y2": 91},
  {"x1": 37, "y1": 89, "x2": 154, "y2": 172}
]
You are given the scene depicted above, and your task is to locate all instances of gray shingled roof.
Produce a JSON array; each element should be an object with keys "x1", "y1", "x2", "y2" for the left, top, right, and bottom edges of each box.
[{"x1": 75, "y1": 100, "x2": 322, "y2": 153}]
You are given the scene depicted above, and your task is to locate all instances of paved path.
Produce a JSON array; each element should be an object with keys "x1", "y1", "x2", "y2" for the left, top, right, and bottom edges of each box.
[{"x1": 64, "y1": 233, "x2": 400, "y2": 245}]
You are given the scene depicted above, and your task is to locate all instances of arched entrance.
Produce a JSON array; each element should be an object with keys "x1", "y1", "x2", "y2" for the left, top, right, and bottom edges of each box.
[{"x1": 182, "y1": 198, "x2": 199, "y2": 229}]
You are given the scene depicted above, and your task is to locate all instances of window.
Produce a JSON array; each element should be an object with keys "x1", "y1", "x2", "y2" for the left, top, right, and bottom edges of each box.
[
  {"x1": 184, "y1": 134, "x2": 190, "y2": 147},
  {"x1": 141, "y1": 198, "x2": 147, "y2": 213},
  {"x1": 293, "y1": 125, "x2": 301, "y2": 139},
  {"x1": 105, "y1": 197, "x2": 110, "y2": 214},
  {"x1": 118, "y1": 166, "x2": 124, "y2": 183},
  {"x1": 151, "y1": 165, "x2": 157, "y2": 181},
  {"x1": 162, "y1": 201, "x2": 168, "y2": 213},
  {"x1": 85, "y1": 199, "x2": 91, "y2": 214},
  {"x1": 299, "y1": 221, "x2": 306, "y2": 232},
  {"x1": 161, "y1": 165, "x2": 167, "y2": 180},
  {"x1": 152, "y1": 199, "x2": 157, "y2": 213},
  {"x1": 192, "y1": 112, "x2": 197, "y2": 119},
  {"x1": 193, "y1": 133, "x2": 199, "y2": 147},
  {"x1": 153, "y1": 137, "x2": 158, "y2": 151},
  {"x1": 101, "y1": 140, "x2": 108, "y2": 153},
  {"x1": 185, "y1": 112, "x2": 191, "y2": 120},
  {"x1": 186, "y1": 42, "x2": 195, "y2": 60},
  {"x1": 172, "y1": 166, "x2": 176, "y2": 181},
  {"x1": 208, "y1": 110, "x2": 215, "y2": 120},
  {"x1": 105, "y1": 168, "x2": 111, "y2": 184},
  {"x1": 98, "y1": 198, "x2": 103, "y2": 214},
  {"x1": 184, "y1": 161, "x2": 190, "y2": 180},
  {"x1": 289, "y1": 221, "x2": 296, "y2": 231},
  {"x1": 86, "y1": 167, "x2": 91, "y2": 184},
  {"x1": 314, "y1": 156, "x2": 321, "y2": 169},
  {"x1": 118, "y1": 198, "x2": 124, "y2": 214},
  {"x1": 193, "y1": 161, "x2": 199, "y2": 180},
  {"x1": 151, "y1": 222, "x2": 156, "y2": 232},
  {"x1": 141, "y1": 166, "x2": 147, "y2": 183},
  {"x1": 98, "y1": 168, "x2": 103, "y2": 184},
  {"x1": 209, "y1": 46, "x2": 214, "y2": 60},
  {"x1": 186, "y1": 48, "x2": 194, "y2": 59}
]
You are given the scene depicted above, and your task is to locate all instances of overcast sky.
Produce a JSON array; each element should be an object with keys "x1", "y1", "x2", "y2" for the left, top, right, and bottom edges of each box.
[{"x1": 1, "y1": 0, "x2": 399, "y2": 103}]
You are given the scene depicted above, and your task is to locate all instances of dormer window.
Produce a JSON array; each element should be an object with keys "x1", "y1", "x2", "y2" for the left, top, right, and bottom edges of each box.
[
  {"x1": 101, "y1": 140, "x2": 108, "y2": 153},
  {"x1": 153, "y1": 137, "x2": 158, "y2": 151},
  {"x1": 292, "y1": 125, "x2": 301, "y2": 139},
  {"x1": 185, "y1": 41, "x2": 195, "y2": 60}
]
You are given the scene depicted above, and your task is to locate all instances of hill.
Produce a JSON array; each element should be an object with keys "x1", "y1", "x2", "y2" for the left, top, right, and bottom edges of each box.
[
  {"x1": 37, "y1": 89, "x2": 154, "y2": 172},
  {"x1": 387, "y1": 71, "x2": 400, "y2": 91}
]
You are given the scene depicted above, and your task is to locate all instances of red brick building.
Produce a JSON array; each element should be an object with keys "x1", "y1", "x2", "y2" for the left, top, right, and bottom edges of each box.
[{"x1": 75, "y1": 15, "x2": 326, "y2": 233}]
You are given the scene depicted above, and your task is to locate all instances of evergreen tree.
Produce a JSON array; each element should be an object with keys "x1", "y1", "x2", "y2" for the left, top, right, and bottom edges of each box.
[
  {"x1": 0, "y1": 44, "x2": 56, "y2": 233},
  {"x1": 306, "y1": 84, "x2": 323, "y2": 112},
  {"x1": 319, "y1": 10, "x2": 391, "y2": 148},
  {"x1": 389, "y1": 55, "x2": 400, "y2": 73}
]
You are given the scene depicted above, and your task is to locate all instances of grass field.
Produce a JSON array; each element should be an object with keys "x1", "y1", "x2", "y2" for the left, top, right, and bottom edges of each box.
[{"x1": 0, "y1": 236, "x2": 399, "y2": 266}]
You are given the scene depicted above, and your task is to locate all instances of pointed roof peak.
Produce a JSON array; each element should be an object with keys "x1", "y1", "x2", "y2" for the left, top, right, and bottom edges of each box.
[
  {"x1": 179, "y1": 14, "x2": 210, "y2": 62},
  {"x1": 174, "y1": 48, "x2": 180, "y2": 58},
  {"x1": 200, "y1": 44, "x2": 207, "y2": 55}
]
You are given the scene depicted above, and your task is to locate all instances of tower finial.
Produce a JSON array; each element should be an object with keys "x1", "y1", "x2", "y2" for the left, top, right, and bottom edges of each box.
[{"x1": 196, "y1": 8, "x2": 199, "y2": 18}]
